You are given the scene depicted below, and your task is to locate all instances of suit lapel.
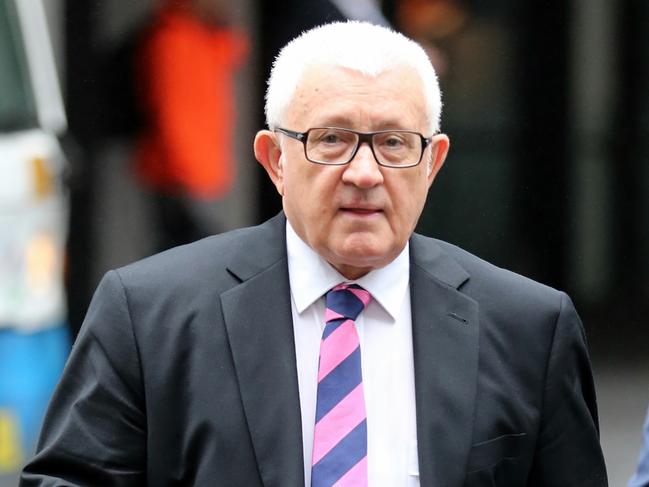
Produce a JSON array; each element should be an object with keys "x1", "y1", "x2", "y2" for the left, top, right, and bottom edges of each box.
[
  {"x1": 220, "y1": 214, "x2": 304, "y2": 487},
  {"x1": 410, "y1": 235, "x2": 479, "y2": 487}
]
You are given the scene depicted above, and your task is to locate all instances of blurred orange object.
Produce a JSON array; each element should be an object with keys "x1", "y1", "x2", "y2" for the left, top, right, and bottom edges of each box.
[
  {"x1": 397, "y1": 0, "x2": 467, "y2": 40},
  {"x1": 135, "y1": 1, "x2": 249, "y2": 199}
]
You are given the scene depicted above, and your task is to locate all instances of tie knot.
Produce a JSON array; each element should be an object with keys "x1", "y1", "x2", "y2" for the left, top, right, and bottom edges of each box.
[{"x1": 325, "y1": 284, "x2": 372, "y2": 322}]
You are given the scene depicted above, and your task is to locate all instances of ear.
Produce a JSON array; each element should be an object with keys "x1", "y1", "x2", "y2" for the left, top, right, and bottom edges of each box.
[
  {"x1": 254, "y1": 130, "x2": 285, "y2": 195},
  {"x1": 426, "y1": 133, "x2": 450, "y2": 188}
]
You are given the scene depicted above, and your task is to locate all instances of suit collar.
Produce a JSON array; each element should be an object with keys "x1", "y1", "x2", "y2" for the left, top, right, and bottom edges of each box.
[
  {"x1": 224, "y1": 212, "x2": 288, "y2": 283},
  {"x1": 410, "y1": 233, "x2": 479, "y2": 487},
  {"x1": 410, "y1": 233, "x2": 470, "y2": 290},
  {"x1": 221, "y1": 212, "x2": 304, "y2": 487}
]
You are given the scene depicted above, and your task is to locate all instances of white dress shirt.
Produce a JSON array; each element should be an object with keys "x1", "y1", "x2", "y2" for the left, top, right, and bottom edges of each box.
[{"x1": 286, "y1": 222, "x2": 420, "y2": 486}]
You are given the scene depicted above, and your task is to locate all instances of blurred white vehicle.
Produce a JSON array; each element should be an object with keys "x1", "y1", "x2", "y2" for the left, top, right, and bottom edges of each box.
[
  {"x1": 0, "y1": 0, "x2": 67, "y2": 332},
  {"x1": 0, "y1": 0, "x2": 69, "y2": 480}
]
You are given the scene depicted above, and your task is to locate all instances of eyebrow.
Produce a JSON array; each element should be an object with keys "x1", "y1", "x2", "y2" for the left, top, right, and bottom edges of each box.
[{"x1": 313, "y1": 116, "x2": 413, "y2": 131}]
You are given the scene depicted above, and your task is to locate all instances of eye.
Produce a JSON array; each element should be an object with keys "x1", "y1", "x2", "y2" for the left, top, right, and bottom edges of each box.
[
  {"x1": 321, "y1": 132, "x2": 343, "y2": 144},
  {"x1": 377, "y1": 132, "x2": 410, "y2": 151},
  {"x1": 384, "y1": 135, "x2": 406, "y2": 148},
  {"x1": 311, "y1": 129, "x2": 355, "y2": 146}
]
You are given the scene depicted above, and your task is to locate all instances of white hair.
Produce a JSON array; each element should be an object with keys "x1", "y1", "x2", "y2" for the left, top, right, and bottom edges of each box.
[{"x1": 265, "y1": 21, "x2": 443, "y2": 134}]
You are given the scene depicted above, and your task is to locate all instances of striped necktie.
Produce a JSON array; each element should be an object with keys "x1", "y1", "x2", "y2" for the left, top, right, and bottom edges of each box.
[{"x1": 311, "y1": 283, "x2": 371, "y2": 487}]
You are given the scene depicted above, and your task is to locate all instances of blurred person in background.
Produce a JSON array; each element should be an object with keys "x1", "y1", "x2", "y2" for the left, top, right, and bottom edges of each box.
[
  {"x1": 629, "y1": 405, "x2": 649, "y2": 487},
  {"x1": 392, "y1": 0, "x2": 469, "y2": 76},
  {"x1": 135, "y1": 0, "x2": 249, "y2": 250}
]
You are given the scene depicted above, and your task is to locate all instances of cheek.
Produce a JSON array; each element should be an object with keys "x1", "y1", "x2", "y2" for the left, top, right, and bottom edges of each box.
[
  {"x1": 390, "y1": 178, "x2": 429, "y2": 230},
  {"x1": 282, "y1": 165, "x2": 332, "y2": 221},
  {"x1": 280, "y1": 158, "x2": 307, "y2": 196}
]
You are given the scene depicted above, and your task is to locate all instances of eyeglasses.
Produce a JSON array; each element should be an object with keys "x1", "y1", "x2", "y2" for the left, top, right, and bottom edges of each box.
[{"x1": 274, "y1": 127, "x2": 433, "y2": 168}]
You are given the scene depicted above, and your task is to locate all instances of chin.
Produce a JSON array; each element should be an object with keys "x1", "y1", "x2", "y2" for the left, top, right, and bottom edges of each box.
[
  {"x1": 324, "y1": 233, "x2": 400, "y2": 268},
  {"x1": 337, "y1": 245, "x2": 394, "y2": 270}
]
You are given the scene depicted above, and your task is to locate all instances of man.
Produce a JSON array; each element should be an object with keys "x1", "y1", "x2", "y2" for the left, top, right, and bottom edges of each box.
[
  {"x1": 629, "y1": 406, "x2": 649, "y2": 487},
  {"x1": 21, "y1": 21, "x2": 607, "y2": 486}
]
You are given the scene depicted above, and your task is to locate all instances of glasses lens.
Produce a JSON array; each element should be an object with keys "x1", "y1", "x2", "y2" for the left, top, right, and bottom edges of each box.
[
  {"x1": 306, "y1": 128, "x2": 357, "y2": 164},
  {"x1": 373, "y1": 131, "x2": 421, "y2": 167}
]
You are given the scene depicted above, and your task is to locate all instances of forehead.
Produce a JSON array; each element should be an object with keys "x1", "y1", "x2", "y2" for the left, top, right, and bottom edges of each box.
[{"x1": 285, "y1": 64, "x2": 428, "y2": 132}]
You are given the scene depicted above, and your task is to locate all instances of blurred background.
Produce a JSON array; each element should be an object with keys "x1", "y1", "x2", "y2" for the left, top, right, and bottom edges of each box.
[{"x1": 1, "y1": 0, "x2": 647, "y2": 485}]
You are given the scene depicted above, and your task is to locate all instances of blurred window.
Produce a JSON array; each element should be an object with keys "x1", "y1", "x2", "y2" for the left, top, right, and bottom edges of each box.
[{"x1": 0, "y1": 0, "x2": 38, "y2": 131}]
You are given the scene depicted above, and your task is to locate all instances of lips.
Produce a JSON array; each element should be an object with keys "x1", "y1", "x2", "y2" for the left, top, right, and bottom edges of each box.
[
  {"x1": 339, "y1": 196, "x2": 384, "y2": 215},
  {"x1": 340, "y1": 207, "x2": 382, "y2": 215}
]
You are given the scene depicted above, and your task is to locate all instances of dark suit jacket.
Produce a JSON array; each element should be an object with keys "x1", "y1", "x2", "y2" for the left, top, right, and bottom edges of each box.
[{"x1": 21, "y1": 213, "x2": 607, "y2": 486}]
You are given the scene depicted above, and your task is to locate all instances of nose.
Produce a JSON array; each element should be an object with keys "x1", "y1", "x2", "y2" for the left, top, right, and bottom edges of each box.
[{"x1": 341, "y1": 142, "x2": 384, "y2": 188}]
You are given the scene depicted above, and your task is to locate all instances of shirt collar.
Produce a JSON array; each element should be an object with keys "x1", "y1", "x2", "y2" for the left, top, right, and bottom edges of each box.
[{"x1": 286, "y1": 220, "x2": 410, "y2": 320}]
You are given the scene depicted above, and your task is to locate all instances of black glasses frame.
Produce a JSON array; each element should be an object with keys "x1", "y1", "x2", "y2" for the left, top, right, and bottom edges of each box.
[{"x1": 274, "y1": 127, "x2": 434, "y2": 168}]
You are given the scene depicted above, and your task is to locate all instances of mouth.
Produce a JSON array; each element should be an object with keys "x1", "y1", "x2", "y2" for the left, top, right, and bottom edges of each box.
[{"x1": 340, "y1": 207, "x2": 383, "y2": 216}]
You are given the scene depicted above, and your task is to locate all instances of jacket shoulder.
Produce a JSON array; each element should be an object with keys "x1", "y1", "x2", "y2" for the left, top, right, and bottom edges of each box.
[
  {"x1": 414, "y1": 234, "x2": 566, "y2": 313},
  {"x1": 114, "y1": 215, "x2": 286, "y2": 294}
]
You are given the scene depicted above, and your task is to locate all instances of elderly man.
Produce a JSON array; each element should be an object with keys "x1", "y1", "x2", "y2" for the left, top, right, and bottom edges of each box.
[{"x1": 21, "y1": 21, "x2": 606, "y2": 487}]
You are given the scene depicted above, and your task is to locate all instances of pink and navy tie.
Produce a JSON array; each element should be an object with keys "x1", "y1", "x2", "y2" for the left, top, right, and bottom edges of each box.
[{"x1": 311, "y1": 283, "x2": 371, "y2": 487}]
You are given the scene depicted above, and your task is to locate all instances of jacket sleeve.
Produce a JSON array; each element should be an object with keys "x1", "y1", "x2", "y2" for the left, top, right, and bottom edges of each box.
[
  {"x1": 528, "y1": 293, "x2": 608, "y2": 486},
  {"x1": 20, "y1": 271, "x2": 146, "y2": 486}
]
